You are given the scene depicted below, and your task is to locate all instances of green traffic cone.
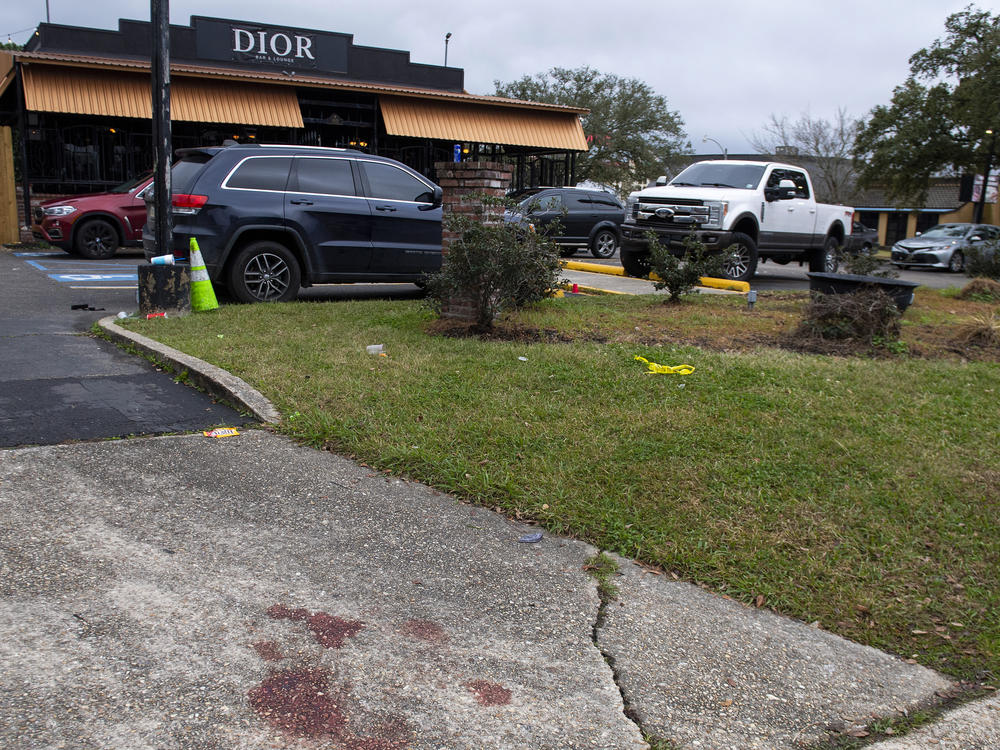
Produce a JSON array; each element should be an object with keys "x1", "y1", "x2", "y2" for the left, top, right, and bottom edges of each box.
[{"x1": 189, "y1": 237, "x2": 219, "y2": 312}]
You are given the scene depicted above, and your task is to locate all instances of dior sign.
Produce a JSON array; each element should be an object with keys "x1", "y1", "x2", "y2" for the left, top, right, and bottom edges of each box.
[
  {"x1": 194, "y1": 17, "x2": 348, "y2": 74},
  {"x1": 232, "y1": 29, "x2": 315, "y2": 60}
]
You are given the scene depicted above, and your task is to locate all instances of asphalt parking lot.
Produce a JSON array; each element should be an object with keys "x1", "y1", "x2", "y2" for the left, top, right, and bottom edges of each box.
[
  {"x1": 569, "y1": 250, "x2": 974, "y2": 292},
  {"x1": 0, "y1": 248, "x2": 253, "y2": 449}
]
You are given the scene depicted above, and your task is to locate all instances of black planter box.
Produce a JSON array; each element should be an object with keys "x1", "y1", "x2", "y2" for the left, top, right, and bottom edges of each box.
[
  {"x1": 137, "y1": 264, "x2": 191, "y2": 316},
  {"x1": 806, "y1": 272, "x2": 920, "y2": 313}
]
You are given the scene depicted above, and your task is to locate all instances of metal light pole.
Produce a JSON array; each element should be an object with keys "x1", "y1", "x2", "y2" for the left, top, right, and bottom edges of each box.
[
  {"x1": 974, "y1": 128, "x2": 995, "y2": 224},
  {"x1": 444, "y1": 32, "x2": 451, "y2": 66},
  {"x1": 702, "y1": 135, "x2": 727, "y2": 159}
]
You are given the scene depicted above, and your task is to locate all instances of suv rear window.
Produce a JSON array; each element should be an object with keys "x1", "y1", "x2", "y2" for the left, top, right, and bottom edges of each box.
[
  {"x1": 225, "y1": 156, "x2": 292, "y2": 191},
  {"x1": 170, "y1": 155, "x2": 211, "y2": 194},
  {"x1": 291, "y1": 157, "x2": 357, "y2": 196}
]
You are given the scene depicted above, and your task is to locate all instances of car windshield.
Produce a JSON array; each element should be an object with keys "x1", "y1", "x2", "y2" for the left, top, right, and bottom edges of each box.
[
  {"x1": 109, "y1": 172, "x2": 152, "y2": 194},
  {"x1": 919, "y1": 224, "x2": 970, "y2": 239},
  {"x1": 670, "y1": 163, "x2": 767, "y2": 190}
]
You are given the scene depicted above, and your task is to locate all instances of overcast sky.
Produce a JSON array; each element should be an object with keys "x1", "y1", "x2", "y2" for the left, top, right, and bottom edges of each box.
[{"x1": 5, "y1": 0, "x2": 998, "y2": 154}]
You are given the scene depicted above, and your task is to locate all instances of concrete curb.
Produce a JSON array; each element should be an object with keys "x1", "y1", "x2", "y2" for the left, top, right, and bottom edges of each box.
[
  {"x1": 561, "y1": 259, "x2": 750, "y2": 293},
  {"x1": 97, "y1": 315, "x2": 281, "y2": 425}
]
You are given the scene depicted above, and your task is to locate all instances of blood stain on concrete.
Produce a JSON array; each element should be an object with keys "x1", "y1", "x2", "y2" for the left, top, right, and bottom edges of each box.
[
  {"x1": 248, "y1": 667, "x2": 346, "y2": 738},
  {"x1": 307, "y1": 611, "x2": 363, "y2": 648},
  {"x1": 251, "y1": 640, "x2": 285, "y2": 662},
  {"x1": 266, "y1": 603, "x2": 310, "y2": 622},
  {"x1": 399, "y1": 618, "x2": 447, "y2": 643},
  {"x1": 465, "y1": 680, "x2": 512, "y2": 706},
  {"x1": 267, "y1": 603, "x2": 363, "y2": 649}
]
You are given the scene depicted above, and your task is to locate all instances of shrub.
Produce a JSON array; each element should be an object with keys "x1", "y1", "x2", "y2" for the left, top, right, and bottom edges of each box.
[
  {"x1": 957, "y1": 277, "x2": 1000, "y2": 302},
  {"x1": 797, "y1": 287, "x2": 902, "y2": 344},
  {"x1": 842, "y1": 250, "x2": 899, "y2": 279},
  {"x1": 954, "y1": 311, "x2": 1000, "y2": 349},
  {"x1": 424, "y1": 194, "x2": 564, "y2": 330},
  {"x1": 965, "y1": 241, "x2": 1000, "y2": 280},
  {"x1": 647, "y1": 232, "x2": 727, "y2": 302}
]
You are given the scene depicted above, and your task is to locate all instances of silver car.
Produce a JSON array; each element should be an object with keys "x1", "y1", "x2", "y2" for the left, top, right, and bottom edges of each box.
[{"x1": 891, "y1": 223, "x2": 1000, "y2": 272}]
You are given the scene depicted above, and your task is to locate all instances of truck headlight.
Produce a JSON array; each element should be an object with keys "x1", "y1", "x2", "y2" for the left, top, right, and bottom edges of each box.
[{"x1": 704, "y1": 201, "x2": 728, "y2": 229}]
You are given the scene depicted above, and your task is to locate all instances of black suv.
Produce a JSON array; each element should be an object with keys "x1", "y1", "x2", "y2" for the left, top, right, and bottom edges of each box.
[
  {"x1": 510, "y1": 187, "x2": 625, "y2": 258},
  {"x1": 142, "y1": 144, "x2": 443, "y2": 302}
]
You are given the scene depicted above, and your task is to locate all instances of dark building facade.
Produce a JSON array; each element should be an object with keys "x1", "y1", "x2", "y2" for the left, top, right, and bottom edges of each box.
[{"x1": 0, "y1": 16, "x2": 588, "y2": 227}]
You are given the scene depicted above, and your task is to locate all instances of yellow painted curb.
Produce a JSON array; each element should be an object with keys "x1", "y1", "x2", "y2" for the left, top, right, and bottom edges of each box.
[
  {"x1": 561, "y1": 259, "x2": 750, "y2": 293},
  {"x1": 561, "y1": 260, "x2": 627, "y2": 276},
  {"x1": 559, "y1": 284, "x2": 628, "y2": 296},
  {"x1": 696, "y1": 277, "x2": 750, "y2": 293}
]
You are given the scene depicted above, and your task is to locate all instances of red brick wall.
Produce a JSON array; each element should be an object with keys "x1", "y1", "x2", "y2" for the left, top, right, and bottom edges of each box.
[{"x1": 433, "y1": 161, "x2": 513, "y2": 321}]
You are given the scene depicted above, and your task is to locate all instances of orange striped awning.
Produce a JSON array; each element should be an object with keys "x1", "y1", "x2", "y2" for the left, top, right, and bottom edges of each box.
[
  {"x1": 20, "y1": 64, "x2": 304, "y2": 127},
  {"x1": 380, "y1": 95, "x2": 588, "y2": 151}
]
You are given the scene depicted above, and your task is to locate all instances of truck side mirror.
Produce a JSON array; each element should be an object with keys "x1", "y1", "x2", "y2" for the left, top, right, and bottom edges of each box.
[
  {"x1": 655, "y1": 175, "x2": 667, "y2": 186},
  {"x1": 778, "y1": 179, "x2": 797, "y2": 199}
]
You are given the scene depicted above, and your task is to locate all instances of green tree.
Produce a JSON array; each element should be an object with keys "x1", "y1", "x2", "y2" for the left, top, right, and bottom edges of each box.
[
  {"x1": 494, "y1": 66, "x2": 687, "y2": 194},
  {"x1": 854, "y1": 5, "x2": 1000, "y2": 203}
]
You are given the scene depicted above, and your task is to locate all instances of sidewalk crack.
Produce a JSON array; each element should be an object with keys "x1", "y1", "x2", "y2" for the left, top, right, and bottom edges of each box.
[{"x1": 585, "y1": 552, "x2": 672, "y2": 750}]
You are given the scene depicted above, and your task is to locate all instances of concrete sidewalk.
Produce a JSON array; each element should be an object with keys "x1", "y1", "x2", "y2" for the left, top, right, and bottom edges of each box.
[
  {"x1": 3, "y1": 426, "x2": 993, "y2": 749},
  {"x1": 2, "y1": 322, "x2": 997, "y2": 749}
]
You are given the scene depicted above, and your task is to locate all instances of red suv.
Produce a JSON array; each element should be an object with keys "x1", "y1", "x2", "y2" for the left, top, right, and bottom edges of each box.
[{"x1": 32, "y1": 173, "x2": 152, "y2": 259}]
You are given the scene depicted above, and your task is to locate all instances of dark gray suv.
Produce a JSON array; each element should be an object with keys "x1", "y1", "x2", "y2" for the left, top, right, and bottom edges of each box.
[
  {"x1": 510, "y1": 187, "x2": 625, "y2": 258},
  {"x1": 143, "y1": 144, "x2": 443, "y2": 302}
]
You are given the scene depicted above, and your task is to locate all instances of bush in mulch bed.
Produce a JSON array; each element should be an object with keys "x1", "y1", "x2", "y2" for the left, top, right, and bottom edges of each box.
[
  {"x1": 795, "y1": 286, "x2": 902, "y2": 344},
  {"x1": 957, "y1": 277, "x2": 1000, "y2": 303}
]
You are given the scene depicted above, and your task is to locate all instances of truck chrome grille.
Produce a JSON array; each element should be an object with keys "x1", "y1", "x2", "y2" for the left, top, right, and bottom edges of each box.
[{"x1": 636, "y1": 201, "x2": 710, "y2": 226}]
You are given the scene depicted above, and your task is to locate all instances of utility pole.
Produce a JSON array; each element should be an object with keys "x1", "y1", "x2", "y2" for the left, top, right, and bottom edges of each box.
[
  {"x1": 974, "y1": 129, "x2": 995, "y2": 224},
  {"x1": 151, "y1": 0, "x2": 172, "y2": 255}
]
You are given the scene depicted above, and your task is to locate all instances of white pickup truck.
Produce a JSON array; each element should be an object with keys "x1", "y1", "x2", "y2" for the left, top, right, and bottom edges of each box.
[{"x1": 619, "y1": 160, "x2": 855, "y2": 281}]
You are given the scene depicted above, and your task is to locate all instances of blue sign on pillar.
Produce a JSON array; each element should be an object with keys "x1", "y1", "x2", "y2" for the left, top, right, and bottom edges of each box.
[{"x1": 453, "y1": 144, "x2": 462, "y2": 162}]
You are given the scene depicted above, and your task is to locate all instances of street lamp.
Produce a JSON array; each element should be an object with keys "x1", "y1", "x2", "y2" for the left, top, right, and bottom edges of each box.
[
  {"x1": 702, "y1": 135, "x2": 727, "y2": 159},
  {"x1": 974, "y1": 128, "x2": 996, "y2": 224},
  {"x1": 444, "y1": 32, "x2": 451, "y2": 67}
]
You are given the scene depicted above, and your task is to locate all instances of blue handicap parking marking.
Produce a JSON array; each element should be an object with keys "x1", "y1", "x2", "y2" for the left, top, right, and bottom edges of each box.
[
  {"x1": 18, "y1": 254, "x2": 139, "y2": 284},
  {"x1": 49, "y1": 273, "x2": 138, "y2": 282},
  {"x1": 13, "y1": 251, "x2": 64, "y2": 257}
]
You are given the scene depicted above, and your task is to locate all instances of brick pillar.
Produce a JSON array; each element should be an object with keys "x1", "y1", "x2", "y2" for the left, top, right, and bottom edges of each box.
[{"x1": 434, "y1": 161, "x2": 513, "y2": 321}]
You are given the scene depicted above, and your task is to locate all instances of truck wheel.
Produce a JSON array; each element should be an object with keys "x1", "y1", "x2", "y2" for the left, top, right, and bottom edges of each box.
[
  {"x1": 620, "y1": 247, "x2": 651, "y2": 277},
  {"x1": 74, "y1": 218, "x2": 120, "y2": 259},
  {"x1": 227, "y1": 241, "x2": 301, "y2": 303},
  {"x1": 810, "y1": 236, "x2": 841, "y2": 273},
  {"x1": 722, "y1": 233, "x2": 758, "y2": 282}
]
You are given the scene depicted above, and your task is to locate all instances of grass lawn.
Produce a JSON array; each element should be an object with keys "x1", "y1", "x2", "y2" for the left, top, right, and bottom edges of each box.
[{"x1": 119, "y1": 288, "x2": 1000, "y2": 684}]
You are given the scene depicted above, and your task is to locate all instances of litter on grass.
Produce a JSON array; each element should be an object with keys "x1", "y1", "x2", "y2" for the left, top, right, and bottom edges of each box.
[
  {"x1": 203, "y1": 427, "x2": 240, "y2": 438},
  {"x1": 634, "y1": 356, "x2": 694, "y2": 375}
]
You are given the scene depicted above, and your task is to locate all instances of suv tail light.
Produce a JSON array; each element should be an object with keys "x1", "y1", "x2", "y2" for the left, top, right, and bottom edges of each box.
[{"x1": 172, "y1": 194, "x2": 208, "y2": 215}]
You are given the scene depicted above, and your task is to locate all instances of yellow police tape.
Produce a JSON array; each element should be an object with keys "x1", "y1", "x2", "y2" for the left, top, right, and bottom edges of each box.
[{"x1": 634, "y1": 356, "x2": 695, "y2": 375}]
